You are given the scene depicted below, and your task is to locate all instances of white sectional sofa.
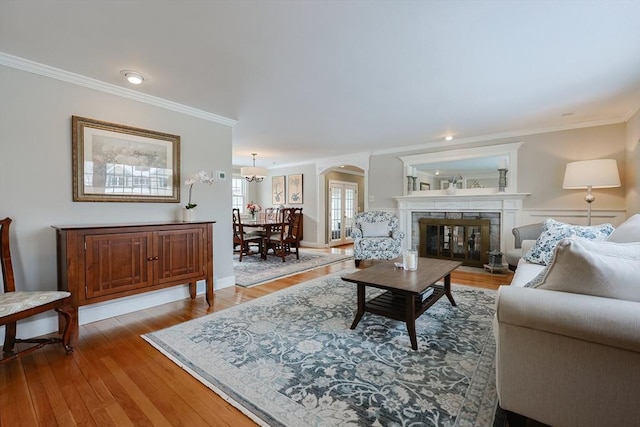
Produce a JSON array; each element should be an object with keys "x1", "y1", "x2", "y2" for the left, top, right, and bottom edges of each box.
[{"x1": 493, "y1": 215, "x2": 640, "y2": 427}]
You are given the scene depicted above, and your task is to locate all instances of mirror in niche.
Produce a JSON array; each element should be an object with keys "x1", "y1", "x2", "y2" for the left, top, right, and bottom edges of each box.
[
  {"x1": 401, "y1": 142, "x2": 521, "y2": 194},
  {"x1": 416, "y1": 156, "x2": 503, "y2": 190}
]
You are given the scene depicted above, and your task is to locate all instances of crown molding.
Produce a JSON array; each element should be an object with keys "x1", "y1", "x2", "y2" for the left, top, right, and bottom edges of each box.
[
  {"x1": 0, "y1": 52, "x2": 237, "y2": 127},
  {"x1": 371, "y1": 116, "x2": 626, "y2": 157},
  {"x1": 622, "y1": 101, "x2": 640, "y2": 122}
]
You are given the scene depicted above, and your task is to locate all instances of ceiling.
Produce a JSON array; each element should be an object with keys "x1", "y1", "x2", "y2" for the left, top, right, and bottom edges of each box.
[{"x1": 1, "y1": 1, "x2": 639, "y2": 170}]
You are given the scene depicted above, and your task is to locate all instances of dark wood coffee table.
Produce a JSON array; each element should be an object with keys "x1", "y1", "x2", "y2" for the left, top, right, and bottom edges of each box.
[{"x1": 342, "y1": 258, "x2": 462, "y2": 350}]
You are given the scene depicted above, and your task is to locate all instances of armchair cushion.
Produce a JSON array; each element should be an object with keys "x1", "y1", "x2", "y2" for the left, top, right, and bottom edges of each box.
[
  {"x1": 361, "y1": 221, "x2": 390, "y2": 237},
  {"x1": 523, "y1": 218, "x2": 614, "y2": 266}
]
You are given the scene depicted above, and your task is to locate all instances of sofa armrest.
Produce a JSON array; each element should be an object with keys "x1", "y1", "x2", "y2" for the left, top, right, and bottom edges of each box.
[
  {"x1": 350, "y1": 228, "x2": 362, "y2": 239},
  {"x1": 494, "y1": 286, "x2": 640, "y2": 426},
  {"x1": 512, "y1": 223, "x2": 543, "y2": 248},
  {"x1": 391, "y1": 229, "x2": 405, "y2": 241},
  {"x1": 496, "y1": 286, "x2": 640, "y2": 351}
]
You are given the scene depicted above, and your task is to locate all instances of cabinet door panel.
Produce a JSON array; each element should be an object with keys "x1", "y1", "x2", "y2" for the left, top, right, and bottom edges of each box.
[
  {"x1": 85, "y1": 232, "x2": 152, "y2": 298},
  {"x1": 156, "y1": 228, "x2": 205, "y2": 285}
]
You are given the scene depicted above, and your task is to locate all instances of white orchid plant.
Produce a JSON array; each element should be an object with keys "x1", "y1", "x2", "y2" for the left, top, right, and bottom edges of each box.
[{"x1": 184, "y1": 170, "x2": 214, "y2": 209}]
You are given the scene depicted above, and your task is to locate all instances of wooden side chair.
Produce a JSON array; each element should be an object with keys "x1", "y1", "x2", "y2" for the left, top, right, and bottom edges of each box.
[
  {"x1": 265, "y1": 209, "x2": 302, "y2": 262},
  {"x1": 232, "y1": 208, "x2": 263, "y2": 261},
  {"x1": 264, "y1": 207, "x2": 280, "y2": 222},
  {"x1": 1, "y1": 217, "x2": 76, "y2": 364}
]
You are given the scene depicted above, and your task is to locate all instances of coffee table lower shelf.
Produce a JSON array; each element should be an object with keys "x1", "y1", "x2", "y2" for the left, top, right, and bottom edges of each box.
[{"x1": 364, "y1": 285, "x2": 445, "y2": 322}]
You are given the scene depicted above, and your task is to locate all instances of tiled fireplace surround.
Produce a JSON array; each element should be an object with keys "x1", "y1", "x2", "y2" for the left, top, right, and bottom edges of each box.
[{"x1": 395, "y1": 192, "x2": 529, "y2": 256}]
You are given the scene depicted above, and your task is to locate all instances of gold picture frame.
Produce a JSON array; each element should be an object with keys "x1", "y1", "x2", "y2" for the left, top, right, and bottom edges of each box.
[
  {"x1": 272, "y1": 175, "x2": 285, "y2": 205},
  {"x1": 72, "y1": 116, "x2": 180, "y2": 203},
  {"x1": 287, "y1": 174, "x2": 303, "y2": 204}
]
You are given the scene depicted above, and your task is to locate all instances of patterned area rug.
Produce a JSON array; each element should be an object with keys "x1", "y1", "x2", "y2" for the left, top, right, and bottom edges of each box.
[
  {"x1": 144, "y1": 270, "x2": 500, "y2": 426},
  {"x1": 233, "y1": 250, "x2": 354, "y2": 287}
]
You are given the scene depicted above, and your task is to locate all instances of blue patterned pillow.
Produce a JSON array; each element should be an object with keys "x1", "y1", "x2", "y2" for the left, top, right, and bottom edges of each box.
[{"x1": 523, "y1": 219, "x2": 614, "y2": 266}]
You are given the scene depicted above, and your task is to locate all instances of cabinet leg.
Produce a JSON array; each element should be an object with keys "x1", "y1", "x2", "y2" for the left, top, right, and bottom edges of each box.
[
  {"x1": 188, "y1": 282, "x2": 196, "y2": 299},
  {"x1": 206, "y1": 280, "x2": 214, "y2": 306}
]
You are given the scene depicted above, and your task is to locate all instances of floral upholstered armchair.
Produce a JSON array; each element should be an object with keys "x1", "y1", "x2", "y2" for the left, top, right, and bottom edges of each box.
[{"x1": 351, "y1": 211, "x2": 405, "y2": 267}]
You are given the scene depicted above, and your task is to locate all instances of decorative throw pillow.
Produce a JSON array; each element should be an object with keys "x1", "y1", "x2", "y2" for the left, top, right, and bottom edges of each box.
[
  {"x1": 360, "y1": 222, "x2": 390, "y2": 237},
  {"x1": 523, "y1": 218, "x2": 614, "y2": 265},
  {"x1": 607, "y1": 214, "x2": 640, "y2": 243},
  {"x1": 526, "y1": 237, "x2": 640, "y2": 302}
]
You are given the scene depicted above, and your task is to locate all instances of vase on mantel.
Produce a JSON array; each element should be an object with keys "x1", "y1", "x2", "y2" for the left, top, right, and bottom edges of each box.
[
  {"x1": 446, "y1": 182, "x2": 457, "y2": 195},
  {"x1": 182, "y1": 207, "x2": 196, "y2": 222}
]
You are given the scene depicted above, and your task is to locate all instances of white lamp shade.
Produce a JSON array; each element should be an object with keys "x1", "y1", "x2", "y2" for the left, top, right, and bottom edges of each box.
[
  {"x1": 562, "y1": 159, "x2": 620, "y2": 189},
  {"x1": 241, "y1": 166, "x2": 268, "y2": 179}
]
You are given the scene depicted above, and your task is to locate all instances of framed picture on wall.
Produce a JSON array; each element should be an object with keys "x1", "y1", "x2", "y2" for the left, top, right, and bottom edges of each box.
[
  {"x1": 420, "y1": 182, "x2": 430, "y2": 190},
  {"x1": 287, "y1": 174, "x2": 303, "y2": 204},
  {"x1": 71, "y1": 116, "x2": 180, "y2": 203},
  {"x1": 272, "y1": 175, "x2": 285, "y2": 205}
]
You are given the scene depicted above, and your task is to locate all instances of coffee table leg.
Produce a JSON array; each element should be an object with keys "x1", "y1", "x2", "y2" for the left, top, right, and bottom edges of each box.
[
  {"x1": 405, "y1": 294, "x2": 418, "y2": 350},
  {"x1": 350, "y1": 283, "x2": 365, "y2": 329},
  {"x1": 444, "y1": 273, "x2": 457, "y2": 306}
]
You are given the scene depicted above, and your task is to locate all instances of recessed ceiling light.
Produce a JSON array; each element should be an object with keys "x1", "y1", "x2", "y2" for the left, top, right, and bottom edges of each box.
[
  {"x1": 445, "y1": 136, "x2": 453, "y2": 141},
  {"x1": 120, "y1": 70, "x2": 145, "y2": 85}
]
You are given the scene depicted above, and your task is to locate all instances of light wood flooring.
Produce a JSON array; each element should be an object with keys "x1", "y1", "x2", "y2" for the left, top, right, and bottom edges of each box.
[{"x1": 1, "y1": 247, "x2": 513, "y2": 426}]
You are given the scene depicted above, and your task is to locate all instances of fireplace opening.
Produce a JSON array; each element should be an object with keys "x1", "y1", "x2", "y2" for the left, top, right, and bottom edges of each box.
[{"x1": 411, "y1": 211, "x2": 501, "y2": 267}]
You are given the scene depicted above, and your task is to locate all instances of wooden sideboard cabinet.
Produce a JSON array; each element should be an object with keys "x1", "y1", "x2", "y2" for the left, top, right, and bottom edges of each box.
[{"x1": 53, "y1": 221, "x2": 215, "y2": 340}]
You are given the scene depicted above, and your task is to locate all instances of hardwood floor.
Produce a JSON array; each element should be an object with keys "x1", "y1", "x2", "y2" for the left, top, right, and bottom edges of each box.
[{"x1": 1, "y1": 247, "x2": 513, "y2": 426}]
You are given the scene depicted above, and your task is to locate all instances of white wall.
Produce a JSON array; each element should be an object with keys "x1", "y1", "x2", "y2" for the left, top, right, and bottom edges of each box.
[
  {"x1": 256, "y1": 164, "x2": 318, "y2": 244},
  {"x1": 0, "y1": 65, "x2": 235, "y2": 340}
]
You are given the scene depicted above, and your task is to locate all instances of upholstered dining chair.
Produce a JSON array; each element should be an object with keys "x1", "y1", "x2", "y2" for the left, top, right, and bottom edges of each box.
[
  {"x1": 264, "y1": 207, "x2": 280, "y2": 222},
  {"x1": 351, "y1": 211, "x2": 405, "y2": 267},
  {"x1": 1, "y1": 217, "x2": 76, "y2": 364},
  {"x1": 265, "y1": 209, "x2": 302, "y2": 262},
  {"x1": 233, "y1": 208, "x2": 263, "y2": 261}
]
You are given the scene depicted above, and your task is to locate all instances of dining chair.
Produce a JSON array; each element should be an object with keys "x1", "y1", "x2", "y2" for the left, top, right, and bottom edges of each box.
[
  {"x1": 1, "y1": 217, "x2": 76, "y2": 364},
  {"x1": 233, "y1": 208, "x2": 263, "y2": 261},
  {"x1": 265, "y1": 209, "x2": 302, "y2": 262},
  {"x1": 264, "y1": 207, "x2": 280, "y2": 222}
]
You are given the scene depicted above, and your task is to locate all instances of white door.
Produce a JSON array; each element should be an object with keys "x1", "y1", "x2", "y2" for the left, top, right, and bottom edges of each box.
[{"x1": 329, "y1": 181, "x2": 357, "y2": 245}]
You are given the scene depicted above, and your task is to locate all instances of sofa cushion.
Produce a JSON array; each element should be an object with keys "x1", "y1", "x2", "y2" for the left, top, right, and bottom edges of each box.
[
  {"x1": 525, "y1": 238, "x2": 640, "y2": 302},
  {"x1": 524, "y1": 218, "x2": 614, "y2": 266},
  {"x1": 607, "y1": 214, "x2": 640, "y2": 243},
  {"x1": 360, "y1": 221, "x2": 390, "y2": 237}
]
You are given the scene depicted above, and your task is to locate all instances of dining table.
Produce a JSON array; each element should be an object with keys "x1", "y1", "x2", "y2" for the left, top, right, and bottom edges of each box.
[{"x1": 241, "y1": 219, "x2": 285, "y2": 260}]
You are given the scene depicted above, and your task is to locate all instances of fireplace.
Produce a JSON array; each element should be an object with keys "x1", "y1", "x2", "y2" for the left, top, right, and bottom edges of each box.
[
  {"x1": 418, "y1": 217, "x2": 491, "y2": 267},
  {"x1": 394, "y1": 192, "x2": 529, "y2": 258}
]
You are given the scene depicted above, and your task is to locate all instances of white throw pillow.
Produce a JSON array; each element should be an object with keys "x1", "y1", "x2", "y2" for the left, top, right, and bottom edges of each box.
[
  {"x1": 526, "y1": 237, "x2": 640, "y2": 302},
  {"x1": 607, "y1": 214, "x2": 640, "y2": 243},
  {"x1": 523, "y1": 218, "x2": 614, "y2": 265},
  {"x1": 360, "y1": 222, "x2": 390, "y2": 237}
]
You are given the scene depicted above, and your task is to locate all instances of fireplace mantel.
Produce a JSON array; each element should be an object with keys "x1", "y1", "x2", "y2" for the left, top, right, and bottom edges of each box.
[{"x1": 394, "y1": 191, "x2": 530, "y2": 254}]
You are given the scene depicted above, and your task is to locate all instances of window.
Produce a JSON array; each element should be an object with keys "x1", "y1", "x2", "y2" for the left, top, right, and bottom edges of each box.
[{"x1": 232, "y1": 177, "x2": 247, "y2": 212}]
